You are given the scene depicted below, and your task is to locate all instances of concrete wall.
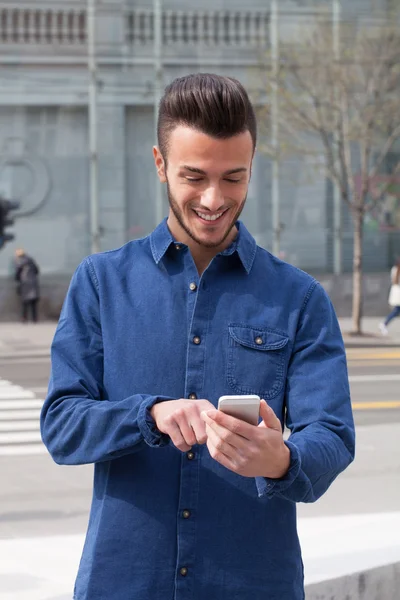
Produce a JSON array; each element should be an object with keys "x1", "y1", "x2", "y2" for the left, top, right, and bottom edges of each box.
[
  {"x1": 316, "y1": 272, "x2": 394, "y2": 317},
  {"x1": 0, "y1": 269, "x2": 395, "y2": 322},
  {"x1": 0, "y1": 0, "x2": 398, "y2": 305}
]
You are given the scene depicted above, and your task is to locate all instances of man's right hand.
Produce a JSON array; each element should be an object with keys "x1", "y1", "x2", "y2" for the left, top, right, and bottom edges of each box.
[{"x1": 150, "y1": 399, "x2": 215, "y2": 452}]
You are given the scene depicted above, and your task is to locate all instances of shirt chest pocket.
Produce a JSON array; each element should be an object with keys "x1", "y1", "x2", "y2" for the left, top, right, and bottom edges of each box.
[{"x1": 226, "y1": 325, "x2": 289, "y2": 400}]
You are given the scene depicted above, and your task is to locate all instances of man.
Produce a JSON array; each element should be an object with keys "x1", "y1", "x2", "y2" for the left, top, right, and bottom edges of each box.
[
  {"x1": 14, "y1": 248, "x2": 40, "y2": 323},
  {"x1": 41, "y1": 73, "x2": 355, "y2": 600}
]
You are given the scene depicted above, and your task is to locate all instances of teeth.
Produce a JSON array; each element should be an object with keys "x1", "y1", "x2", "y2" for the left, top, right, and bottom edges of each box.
[{"x1": 195, "y1": 211, "x2": 224, "y2": 221}]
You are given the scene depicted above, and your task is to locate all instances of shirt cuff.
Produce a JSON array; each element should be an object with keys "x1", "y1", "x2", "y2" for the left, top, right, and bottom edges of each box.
[
  {"x1": 137, "y1": 395, "x2": 172, "y2": 448},
  {"x1": 255, "y1": 440, "x2": 302, "y2": 498}
]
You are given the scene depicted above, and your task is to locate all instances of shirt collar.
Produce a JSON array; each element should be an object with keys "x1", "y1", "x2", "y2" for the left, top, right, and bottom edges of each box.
[{"x1": 150, "y1": 218, "x2": 257, "y2": 275}]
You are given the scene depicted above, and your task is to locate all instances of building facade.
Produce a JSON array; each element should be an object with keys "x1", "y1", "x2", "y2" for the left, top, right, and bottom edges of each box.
[{"x1": 0, "y1": 0, "x2": 398, "y2": 318}]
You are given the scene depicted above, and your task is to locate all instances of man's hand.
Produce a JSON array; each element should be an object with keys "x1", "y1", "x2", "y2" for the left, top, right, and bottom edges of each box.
[
  {"x1": 150, "y1": 399, "x2": 215, "y2": 452},
  {"x1": 200, "y1": 400, "x2": 290, "y2": 479}
]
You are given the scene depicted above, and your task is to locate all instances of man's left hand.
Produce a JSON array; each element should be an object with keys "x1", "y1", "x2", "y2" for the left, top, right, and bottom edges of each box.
[{"x1": 201, "y1": 400, "x2": 290, "y2": 479}]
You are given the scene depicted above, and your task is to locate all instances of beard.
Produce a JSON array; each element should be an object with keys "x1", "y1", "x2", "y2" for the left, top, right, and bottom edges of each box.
[{"x1": 166, "y1": 179, "x2": 247, "y2": 249}]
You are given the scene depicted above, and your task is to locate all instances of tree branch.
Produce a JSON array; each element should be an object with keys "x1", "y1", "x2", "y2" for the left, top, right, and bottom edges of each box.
[
  {"x1": 369, "y1": 123, "x2": 400, "y2": 179},
  {"x1": 368, "y1": 159, "x2": 400, "y2": 213}
]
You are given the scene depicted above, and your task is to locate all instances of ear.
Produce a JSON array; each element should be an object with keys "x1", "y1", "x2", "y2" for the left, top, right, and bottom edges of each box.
[{"x1": 153, "y1": 146, "x2": 167, "y2": 183}]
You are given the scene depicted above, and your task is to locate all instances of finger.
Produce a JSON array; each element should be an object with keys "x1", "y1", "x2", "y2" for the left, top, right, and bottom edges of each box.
[
  {"x1": 175, "y1": 415, "x2": 198, "y2": 447},
  {"x1": 166, "y1": 421, "x2": 192, "y2": 452},
  {"x1": 164, "y1": 416, "x2": 195, "y2": 452},
  {"x1": 189, "y1": 413, "x2": 208, "y2": 445},
  {"x1": 206, "y1": 435, "x2": 239, "y2": 473},
  {"x1": 204, "y1": 417, "x2": 248, "y2": 452},
  {"x1": 259, "y1": 400, "x2": 281, "y2": 431},
  {"x1": 201, "y1": 409, "x2": 253, "y2": 440},
  {"x1": 205, "y1": 424, "x2": 241, "y2": 460}
]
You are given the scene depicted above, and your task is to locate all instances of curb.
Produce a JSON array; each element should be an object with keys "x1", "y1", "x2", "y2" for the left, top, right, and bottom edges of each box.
[
  {"x1": 0, "y1": 352, "x2": 51, "y2": 360},
  {"x1": 344, "y1": 342, "x2": 400, "y2": 349},
  {"x1": 0, "y1": 345, "x2": 399, "y2": 358},
  {"x1": 305, "y1": 561, "x2": 400, "y2": 600}
]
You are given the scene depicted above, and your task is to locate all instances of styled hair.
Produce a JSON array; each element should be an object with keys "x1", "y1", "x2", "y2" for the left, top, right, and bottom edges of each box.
[{"x1": 157, "y1": 73, "x2": 257, "y2": 158}]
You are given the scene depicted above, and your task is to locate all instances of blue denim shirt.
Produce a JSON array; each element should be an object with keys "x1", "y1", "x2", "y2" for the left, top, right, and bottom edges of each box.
[{"x1": 41, "y1": 219, "x2": 355, "y2": 600}]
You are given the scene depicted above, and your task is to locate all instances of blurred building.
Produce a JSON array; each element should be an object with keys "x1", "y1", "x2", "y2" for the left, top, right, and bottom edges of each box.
[{"x1": 0, "y1": 0, "x2": 398, "y2": 317}]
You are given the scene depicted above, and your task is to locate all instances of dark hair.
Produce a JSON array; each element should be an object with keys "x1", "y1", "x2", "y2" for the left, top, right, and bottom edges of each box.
[{"x1": 157, "y1": 73, "x2": 257, "y2": 158}]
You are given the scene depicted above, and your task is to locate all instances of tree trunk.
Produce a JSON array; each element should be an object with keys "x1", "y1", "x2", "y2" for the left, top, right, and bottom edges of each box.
[{"x1": 352, "y1": 208, "x2": 364, "y2": 334}]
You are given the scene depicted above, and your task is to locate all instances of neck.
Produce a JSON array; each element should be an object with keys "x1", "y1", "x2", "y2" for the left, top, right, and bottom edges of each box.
[
  {"x1": 166, "y1": 215, "x2": 238, "y2": 275},
  {"x1": 189, "y1": 246, "x2": 221, "y2": 276}
]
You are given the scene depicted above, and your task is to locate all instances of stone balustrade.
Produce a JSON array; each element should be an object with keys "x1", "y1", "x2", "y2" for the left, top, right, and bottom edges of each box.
[
  {"x1": 0, "y1": 3, "x2": 270, "y2": 57},
  {"x1": 125, "y1": 9, "x2": 269, "y2": 48},
  {"x1": 0, "y1": 5, "x2": 86, "y2": 45}
]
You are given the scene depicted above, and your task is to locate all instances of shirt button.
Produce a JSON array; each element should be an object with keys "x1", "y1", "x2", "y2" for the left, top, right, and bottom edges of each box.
[
  {"x1": 180, "y1": 567, "x2": 188, "y2": 577},
  {"x1": 193, "y1": 336, "x2": 201, "y2": 345},
  {"x1": 189, "y1": 282, "x2": 197, "y2": 291},
  {"x1": 255, "y1": 336, "x2": 263, "y2": 345},
  {"x1": 189, "y1": 393, "x2": 197, "y2": 400},
  {"x1": 187, "y1": 451, "x2": 195, "y2": 460},
  {"x1": 182, "y1": 510, "x2": 191, "y2": 519},
  {"x1": 175, "y1": 244, "x2": 181, "y2": 250}
]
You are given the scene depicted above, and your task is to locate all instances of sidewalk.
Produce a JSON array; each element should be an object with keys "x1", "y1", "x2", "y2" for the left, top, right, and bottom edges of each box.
[
  {"x1": 0, "y1": 317, "x2": 399, "y2": 359},
  {"x1": 340, "y1": 316, "x2": 400, "y2": 347},
  {"x1": 1, "y1": 512, "x2": 399, "y2": 600},
  {"x1": 0, "y1": 322, "x2": 57, "y2": 359}
]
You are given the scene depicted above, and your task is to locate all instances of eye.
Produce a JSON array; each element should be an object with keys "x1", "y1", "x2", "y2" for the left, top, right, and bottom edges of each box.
[
  {"x1": 224, "y1": 178, "x2": 241, "y2": 184},
  {"x1": 185, "y1": 177, "x2": 203, "y2": 183}
]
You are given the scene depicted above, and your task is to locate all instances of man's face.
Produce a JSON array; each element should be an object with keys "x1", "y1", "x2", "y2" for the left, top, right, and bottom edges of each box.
[{"x1": 153, "y1": 126, "x2": 254, "y2": 249}]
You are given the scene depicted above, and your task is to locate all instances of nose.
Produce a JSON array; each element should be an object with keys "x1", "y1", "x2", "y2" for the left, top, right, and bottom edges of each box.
[{"x1": 199, "y1": 186, "x2": 225, "y2": 213}]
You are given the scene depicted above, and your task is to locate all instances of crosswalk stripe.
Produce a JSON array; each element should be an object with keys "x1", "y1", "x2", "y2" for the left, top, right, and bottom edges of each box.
[
  {"x1": 0, "y1": 377, "x2": 45, "y2": 455},
  {"x1": 0, "y1": 409, "x2": 41, "y2": 420},
  {"x1": 0, "y1": 399, "x2": 44, "y2": 410},
  {"x1": 0, "y1": 444, "x2": 46, "y2": 456},
  {"x1": 0, "y1": 420, "x2": 42, "y2": 432},
  {"x1": 0, "y1": 431, "x2": 42, "y2": 444},
  {"x1": 0, "y1": 389, "x2": 35, "y2": 399}
]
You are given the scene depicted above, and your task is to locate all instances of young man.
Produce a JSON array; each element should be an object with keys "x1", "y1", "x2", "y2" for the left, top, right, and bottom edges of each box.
[{"x1": 41, "y1": 73, "x2": 355, "y2": 600}]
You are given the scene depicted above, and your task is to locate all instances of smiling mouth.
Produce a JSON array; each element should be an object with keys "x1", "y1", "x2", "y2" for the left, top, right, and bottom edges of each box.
[{"x1": 193, "y1": 209, "x2": 228, "y2": 222}]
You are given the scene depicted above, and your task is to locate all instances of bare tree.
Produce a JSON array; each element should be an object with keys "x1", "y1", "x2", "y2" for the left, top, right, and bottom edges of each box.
[{"x1": 258, "y1": 16, "x2": 400, "y2": 335}]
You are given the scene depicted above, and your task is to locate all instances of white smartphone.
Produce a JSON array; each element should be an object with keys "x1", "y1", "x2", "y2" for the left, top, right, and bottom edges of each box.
[{"x1": 218, "y1": 395, "x2": 260, "y2": 426}]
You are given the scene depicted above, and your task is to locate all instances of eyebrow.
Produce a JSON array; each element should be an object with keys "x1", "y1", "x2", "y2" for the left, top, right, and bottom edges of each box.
[{"x1": 180, "y1": 166, "x2": 247, "y2": 176}]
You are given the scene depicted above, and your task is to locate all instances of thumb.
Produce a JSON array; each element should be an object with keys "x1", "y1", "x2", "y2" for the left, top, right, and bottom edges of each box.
[{"x1": 258, "y1": 400, "x2": 281, "y2": 431}]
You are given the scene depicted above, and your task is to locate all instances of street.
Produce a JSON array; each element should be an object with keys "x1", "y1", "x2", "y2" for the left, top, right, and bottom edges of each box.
[
  {"x1": 0, "y1": 347, "x2": 399, "y2": 538},
  {"x1": 346, "y1": 347, "x2": 400, "y2": 425},
  {"x1": 0, "y1": 344, "x2": 399, "y2": 599}
]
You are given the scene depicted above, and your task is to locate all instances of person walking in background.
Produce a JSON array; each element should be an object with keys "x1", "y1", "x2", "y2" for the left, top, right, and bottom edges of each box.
[
  {"x1": 14, "y1": 249, "x2": 40, "y2": 323},
  {"x1": 379, "y1": 258, "x2": 400, "y2": 335}
]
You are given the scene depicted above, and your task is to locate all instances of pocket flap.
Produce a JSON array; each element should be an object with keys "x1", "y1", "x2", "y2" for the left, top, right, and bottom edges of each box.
[{"x1": 228, "y1": 325, "x2": 289, "y2": 351}]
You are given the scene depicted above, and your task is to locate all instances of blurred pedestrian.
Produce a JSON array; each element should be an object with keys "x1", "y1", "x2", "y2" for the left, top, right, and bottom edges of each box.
[
  {"x1": 14, "y1": 248, "x2": 40, "y2": 323},
  {"x1": 379, "y1": 259, "x2": 400, "y2": 335}
]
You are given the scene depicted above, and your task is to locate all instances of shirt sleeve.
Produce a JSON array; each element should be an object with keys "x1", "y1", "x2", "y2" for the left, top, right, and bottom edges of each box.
[
  {"x1": 40, "y1": 258, "x2": 173, "y2": 466},
  {"x1": 255, "y1": 281, "x2": 355, "y2": 502}
]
